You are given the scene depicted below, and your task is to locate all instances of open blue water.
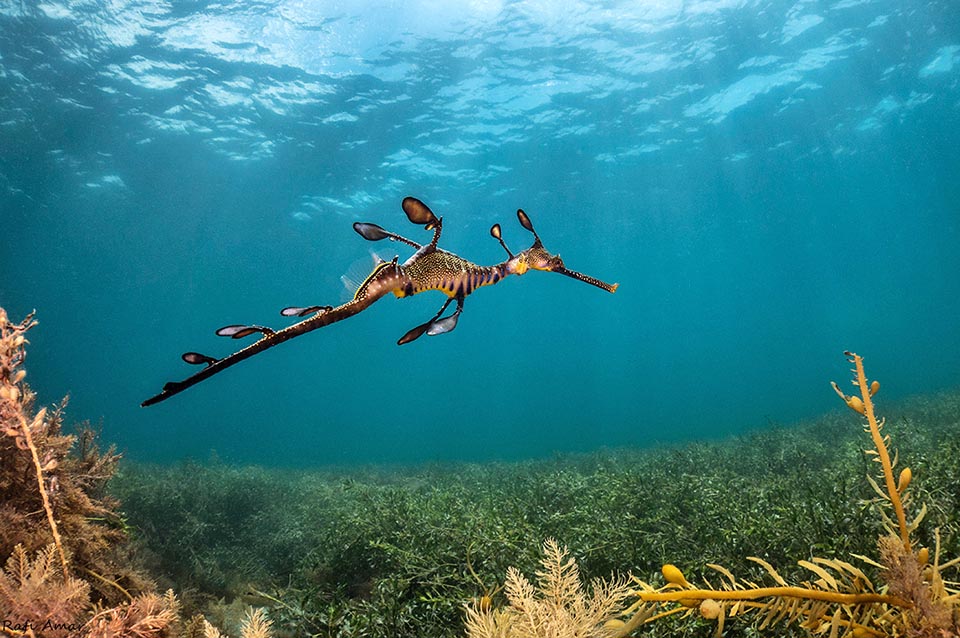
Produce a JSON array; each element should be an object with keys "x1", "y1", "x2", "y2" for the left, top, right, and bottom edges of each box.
[{"x1": 1, "y1": 0, "x2": 958, "y2": 466}]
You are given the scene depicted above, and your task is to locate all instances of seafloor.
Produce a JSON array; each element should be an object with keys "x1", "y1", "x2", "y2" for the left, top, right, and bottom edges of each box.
[
  {"x1": 2, "y1": 306, "x2": 957, "y2": 636},
  {"x1": 109, "y1": 388, "x2": 960, "y2": 637}
]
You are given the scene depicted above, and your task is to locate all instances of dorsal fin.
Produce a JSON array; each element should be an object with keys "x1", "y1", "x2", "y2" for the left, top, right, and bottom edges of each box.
[
  {"x1": 351, "y1": 258, "x2": 398, "y2": 301},
  {"x1": 340, "y1": 251, "x2": 388, "y2": 301}
]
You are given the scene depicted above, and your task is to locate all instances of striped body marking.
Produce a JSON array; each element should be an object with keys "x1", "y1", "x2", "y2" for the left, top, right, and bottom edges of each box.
[{"x1": 395, "y1": 250, "x2": 508, "y2": 299}]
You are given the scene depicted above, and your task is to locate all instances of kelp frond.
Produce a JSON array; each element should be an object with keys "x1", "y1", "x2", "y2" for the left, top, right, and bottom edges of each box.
[
  {"x1": 831, "y1": 351, "x2": 913, "y2": 550},
  {"x1": 629, "y1": 558, "x2": 909, "y2": 637},
  {"x1": 621, "y1": 352, "x2": 959, "y2": 637}
]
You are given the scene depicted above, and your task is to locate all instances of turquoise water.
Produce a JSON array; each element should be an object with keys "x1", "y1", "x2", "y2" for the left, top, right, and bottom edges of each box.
[{"x1": 1, "y1": 0, "x2": 958, "y2": 466}]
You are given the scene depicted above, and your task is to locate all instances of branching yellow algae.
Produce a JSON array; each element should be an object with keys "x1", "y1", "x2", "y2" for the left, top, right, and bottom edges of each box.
[
  {"x1": 467, "y1": 353, "x2": 960, "y2": 638},
  {"x1": 621, "y1": 352, "x2": 959, "y2": 637},
  {"x1": 831, "y1": 353, "x2": 911, "y2": 551}
]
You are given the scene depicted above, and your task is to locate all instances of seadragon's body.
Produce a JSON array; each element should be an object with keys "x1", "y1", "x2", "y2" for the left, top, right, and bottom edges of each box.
[{"x1": 142, "y1": 197, "x2": 617, "y2": 407}]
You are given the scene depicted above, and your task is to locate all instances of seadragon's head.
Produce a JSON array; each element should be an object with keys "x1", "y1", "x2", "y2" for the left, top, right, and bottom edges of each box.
[{"x1": 495, "y1": 209, "x2": 618, "y2": 294}]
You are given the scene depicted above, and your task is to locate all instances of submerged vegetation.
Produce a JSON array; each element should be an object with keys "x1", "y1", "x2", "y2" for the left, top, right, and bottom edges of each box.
[
  {"x1": 0, "y1": 309, "x2": 267, "y2": 637},
  {"x1": 2, "y1": 304, "x2": 959, "y2": 637},
  {"x1": 464, "y1": 356, "x2": 960, "y2": 637},
  {"x1": 116, "y1": 361, "x2": 960, "y2": 637}
]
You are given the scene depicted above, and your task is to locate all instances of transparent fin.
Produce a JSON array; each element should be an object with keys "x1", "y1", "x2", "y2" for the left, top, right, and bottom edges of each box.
[{"x1": 340, "y1": 251, "x2": 388, "y2": 302}]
